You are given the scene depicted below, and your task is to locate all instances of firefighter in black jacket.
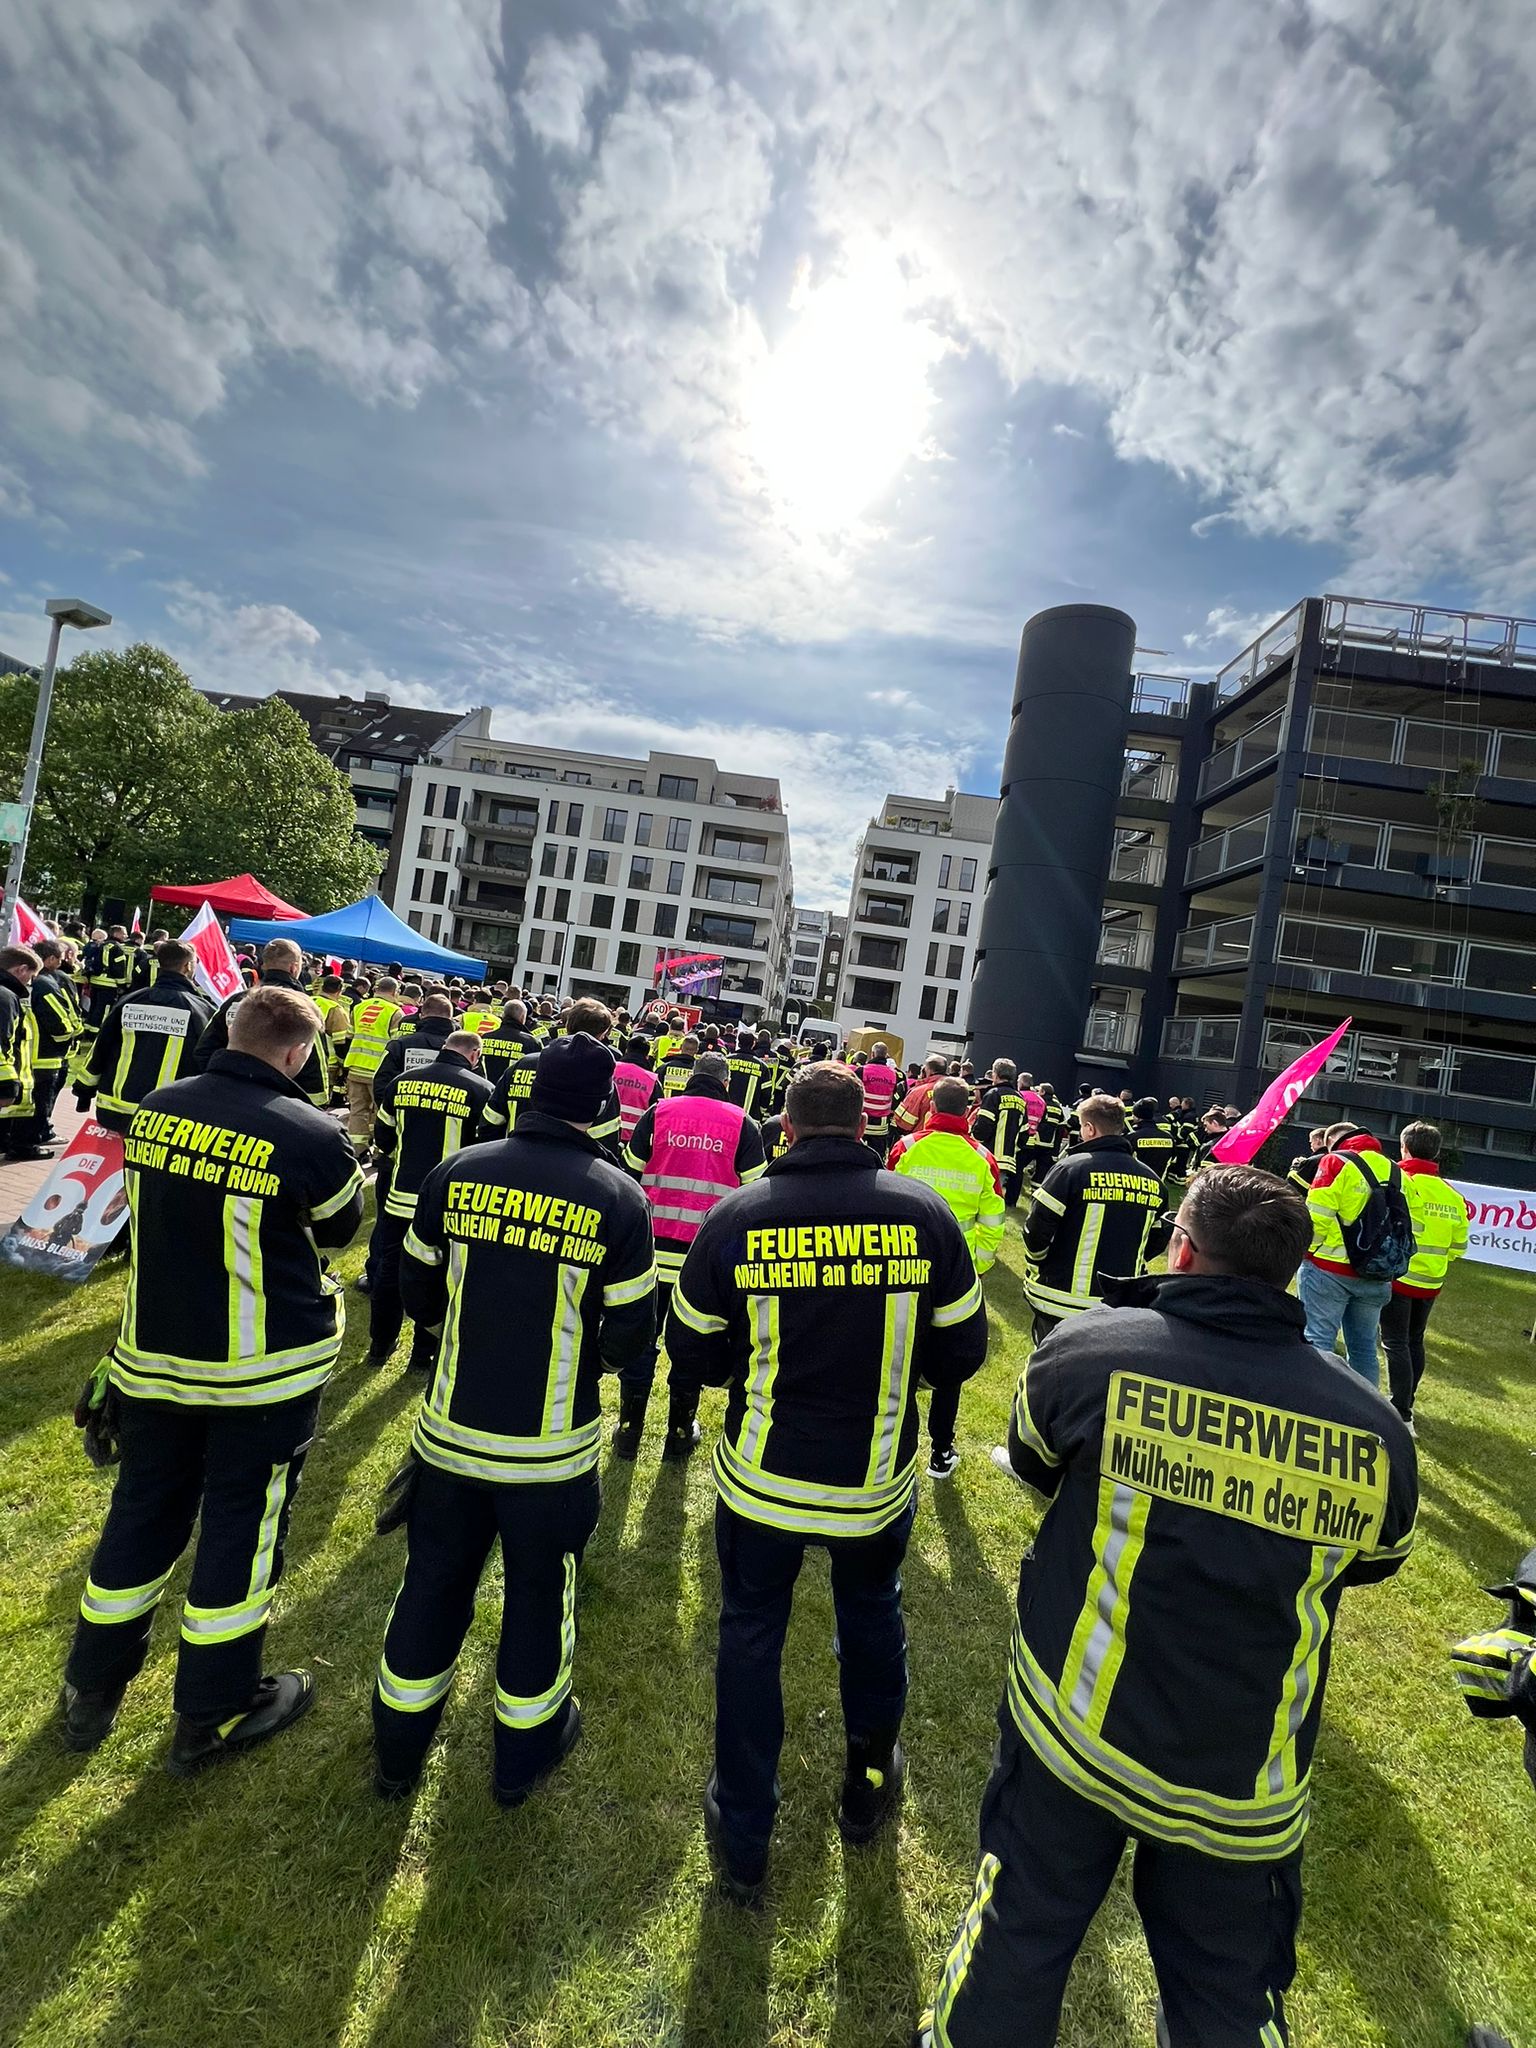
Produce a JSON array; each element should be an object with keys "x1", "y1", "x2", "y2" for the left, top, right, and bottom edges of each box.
[
  {"x1": 1026, "y1": 1082, "x2": 1066, "y2": 1184},
  {"x1": 973, "y1": 1060, "x2": 1030, "y2": 1205},
  {"x1": 475, "y1": 997, "x2": 540, "y2": 1090},
  {"x1": 933, "y1": 1166, "x2": 1417, "y2": 2048},
  {"x1": 374, "y1": 1033, "x2": 656, "y2": 1805},
  {"x1": 29, "y1": 939, "x2": 83, "y2": 1143},
  {"x1": 187, "y1": 936, "x2": 330, "y2": 1109},
  {"x1": 86, "y1": 924, "x2": 134, "y2": 1027},
  {"x1": 74, "y1": 941, "x2": 214, "y2": 1134},
  {"x1": 725, "y1": 1029, "x2": 772, "y2": 1119},
  {"x1": 484, "y1": 998, "x2": 623, "y2": 1156},
  {"x1": 370, "y1": 990, "x2": 455, "y2": 1094},
  {"x1": 1128, "y1": 1095, "x2": 1177, "y2": 1184},
  {"x1": 0, "y1": 943, "x2": 45, "y2": 1160},
  {"x1": 1287, "y1": 1125, "x2": 1329, "y2": 1193},
  {"x1": 366, "y1": 1030, "x2": 494, "y2": 1371},
  {"x1": 667, "y1": 1062, "x2": 988, "y2": 1903},
  {"x1": 59, "y1": 985, "x2": 365, "y2": 1773},
  {"x1": 1022, "y1": 1094, "x2": 1168, "y2": 1342}
]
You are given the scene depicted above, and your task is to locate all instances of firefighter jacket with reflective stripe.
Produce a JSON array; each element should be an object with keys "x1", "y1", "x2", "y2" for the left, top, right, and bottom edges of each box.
[
  {"x1": 127, "y1": 946, "x2": 156, "y2": 993},
  {"x1": 1128, "y1": 1115, "x2": 1177, "y2": 1182},
  {"x1": 0, "y1": 969, "x2": 32, "y2": 1115},
  {"x1": 759, "y1": 1114, "x2": 792, "y2": 1163},
  {"x1": 1001, "y1": 1272, "x2": 1417, "y2": 1858},
  {"x1": 1034, "y1": 1099, "x2": 1067, "y2": 1156},
  {"x1": 92, "y1": 940, "x2": 134, "y2": 992},
  {"x1": 893, "y1": 1075, "x2": 941, "y2": 1136},
  {"x1": 30, "y1": 968, "x2": 82, "y2": 1071},
  {"x1": 373, "y1": 1016, "x2": 453, "y2": 1094},
  {"x1": 888, "y1": 1115, "x2": 1006, "y2": 1273},
  {"x1": 484, "y1": 1050, "x2": 623, "y2": 1158},
  {"x1": 81, "y1": 973, "x2": 215, "y2": 1130},
  {"x1": 726, "y1": 1051, "x2": 770, "y2": 1118},
  {"x1": 860, "y1": 1061, "x2": 902, "y2": 1133},
  {"x1": 1287, "y1": 1151, "x2": 1322, "y2": 1194},
  {"x1": 974, "y1": 1087, "x2": 1029, "y2": 1170},
  {"x1": 624, "y1": 1078, "x2": 766, "y2": 1277},
  {"x1": 659, "y1": 1050, "x2": 695, "y2": 1098},
  {"x1": 667, "y1": 1136, "x2": 988, "y2": 1537},
  {"x1": 400, "y1": 1113, "x2": 656, "y2": 1483},
  {"x1": 615, "y1": 1059, "x2": 659, "y2": 1142},
  {"x1": 343, "y1": 998, "x2": 405, "y2": 1074},
  {"x1": 1395, "y1": 1159, "x2": 1470, "y2": 1298},
  {"x1": 189, "y1": 972, "x2": 330, "y2": 1107},
  {"x1": 476, "y1": 1023, "x2": 540, "y2": 1088},
  {"x1": 109, "y1": 1051, "x2": 365, "y2": 1407},
  {"x1": 1022, "y1": 1135, "x2": 1168, "y2": 1318},
  {"x1": 374, "y1": 1049, "x2": 494, "y2": 1219},
  {"x1": 1306, "y1": 1136, "x2": 1392, "y2": 1275}
]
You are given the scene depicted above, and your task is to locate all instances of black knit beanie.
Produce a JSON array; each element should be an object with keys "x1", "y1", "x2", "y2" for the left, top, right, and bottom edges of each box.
[{"x1": 529, "y1": 1032, "x2": 615, "y2": 1123}]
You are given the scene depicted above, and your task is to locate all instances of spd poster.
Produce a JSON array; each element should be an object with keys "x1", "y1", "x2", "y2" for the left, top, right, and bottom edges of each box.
[{"x1": 0, "y1": 1120, "x2": 129, "y2": 1281}]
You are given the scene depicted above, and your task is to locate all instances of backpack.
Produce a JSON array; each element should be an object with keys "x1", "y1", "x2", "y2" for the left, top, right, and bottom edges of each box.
[{"x1": 1337, "y1": 1154, "x2": 1415, "y2": 1281}]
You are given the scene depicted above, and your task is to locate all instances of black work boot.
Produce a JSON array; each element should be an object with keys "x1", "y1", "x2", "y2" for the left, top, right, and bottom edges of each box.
[
  {"x1": 166, "y1": 1670, "x2": 315, "y2": 1779},
  {"x1": 492, "y1": 1699, "x2": 583, "y2": 1808},
  {"x1": 662, "y1": 1393, "x2": 702, "y2": 1463},
  {"x1": 702, "y1": 1770, "x2": 767, "y2": 1907},
  {"x1": 58, "y1": 1680, "x2": 127, "y2": 1753},
  {"x1": 611, "y1": 1391, "x2": 650, "y2": 1461},
  {"x1": 838, "y1": 1731, "x2": 905, "y2": 1844}
]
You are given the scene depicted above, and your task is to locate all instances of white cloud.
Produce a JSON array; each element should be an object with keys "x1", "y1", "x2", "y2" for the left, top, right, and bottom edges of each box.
[
  {"x1": 866, "y1": 686, "x2": 916, "y2": 706},
  {"x1": 0, "y1": 463, "x2": 33, "y2": 518},
  {"x1": 1050, "y1": 423, "x2": 1084, "y2": 440},
  {"x1": 519, "y1": 35, "x2": 608, "y2": 153},
  {"x1": 1183, "y1": 606, "x2": 1283, "y2": 652}
]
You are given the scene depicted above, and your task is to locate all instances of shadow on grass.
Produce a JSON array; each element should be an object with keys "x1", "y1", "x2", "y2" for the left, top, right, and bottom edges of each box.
[
  {"x1": 681, "y1": 1888, "x2": 775, "y2": 2047},
  {"x1": 827, "y1": 1827, "x2": 920, "y2": 2048}
]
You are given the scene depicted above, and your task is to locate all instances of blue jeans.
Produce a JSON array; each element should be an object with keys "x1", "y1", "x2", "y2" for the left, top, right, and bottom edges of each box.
[
  {"x1": 1298, "y1": 1263, "x2": 1390, "y2": 1387},
  {"x1": 713, "y1": 1495, "x2": 915, "y2": 1860}
]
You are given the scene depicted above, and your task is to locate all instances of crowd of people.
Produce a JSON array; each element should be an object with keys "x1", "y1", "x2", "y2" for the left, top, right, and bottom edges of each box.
[{"x1": 0, "y1": 927, "x2": 1525, "y2": 2046}]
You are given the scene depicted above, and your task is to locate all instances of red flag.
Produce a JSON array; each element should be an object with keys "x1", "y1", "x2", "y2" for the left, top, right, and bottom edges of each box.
[
  {"x1": 179, "y1": 901, "x2": 244, "y2": 1004},
  {"x1": 8, "y1": 898, "x2": 50, "y2": 948},
  {"x1": 1211, "y1": 1018, "x2": 1353, "y2": 1166}
]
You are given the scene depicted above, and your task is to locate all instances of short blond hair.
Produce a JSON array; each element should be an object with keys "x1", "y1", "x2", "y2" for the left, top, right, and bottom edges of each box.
[{"x1": 229, "y1": 983, "x2": 321, "y2": 1061}]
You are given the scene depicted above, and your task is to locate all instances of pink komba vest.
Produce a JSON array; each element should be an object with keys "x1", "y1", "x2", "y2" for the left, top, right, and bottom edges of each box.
[
  {"x1": 861, "y1": 1061, "x2": 900, "y2": 1124},
  {"x1": 1020, "y1": 1087, "x2": 1046, "y2": 1134},
  {"x1": 614, "y1": 1061, "x2": 660, "y2": 1142},
  {"x1": 639, "y1": 1093, "x2": 749, "y2": 1246}
]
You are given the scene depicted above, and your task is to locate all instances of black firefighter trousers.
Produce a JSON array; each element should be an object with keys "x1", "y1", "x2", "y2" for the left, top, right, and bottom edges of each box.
[
  {"x1": 66, "y1": 1390, "x2": 320, "y2": 1722},
  {"x1": 373, "y1": 1463, "x2": 601, "y2": 1794},
  {"x1": 928, "y1": 1725, "x2": 1301, "y2": 2047}
]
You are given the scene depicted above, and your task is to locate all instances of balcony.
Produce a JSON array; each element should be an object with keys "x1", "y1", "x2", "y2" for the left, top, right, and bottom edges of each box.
[
  {"x1": 1318, "y1": 593, "x2": 1536, "y2": 675},
  {"x1": 1304, "y1": 707, "x2": 1536, "y2": 784},
  {"x1": 1214, "y1": 603, "x2": 1303, "y2": 703},
  {"x1": 457, "y1": 849, "x2": 531, "y2": 883},
  {"x1": 1198, "y1": 708, "x2": 1285, "y2": 797},
  {"x1": 1096, "y1": 924, "x2": 1152, "y2": 970},
  {"x1": 1185, "y1": 815, "x2": 1270, "y2": 885},
  {"x1": 1131, "y1": 673, "x2": 1191, "y2": 717},
  {"x1": 1121, "y1": 757, "x2": 1177, "y2": 803},
  {"x1": 1275, "y1": 914, "x2": 1536, "y2": 1002},
  {"x1": 1083, "y1": 1007, "x2": 1140, "y2": 1055},
  {"x1": 1261, "y1": 1019, "x2": 1536, "y2": 1110},
  {"x1": 1175, "y1": 916, "x2": 1254, "y2": 971},
  {"x1": 858, "y1": 900, "x2": 912, "y2": 929},
  {"x1": 863, "y1": 857, "x2": 918, "y2": 886},
  {"x1": 466, "y1": 804, "x2": 538, "y2": 838},
  {"x1": 457, "y1": 901, "x2": 521, "y2": 928},
  {"x1": 1160, "y1": 1015, "x2": 1241, "y2": 1064},
  {"x1": 1109, "y1": 838, "x2": 1166, "y2": 886}
]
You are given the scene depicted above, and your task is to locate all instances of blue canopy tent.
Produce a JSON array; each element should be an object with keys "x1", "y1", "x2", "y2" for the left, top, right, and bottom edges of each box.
[{"x1": 228, "y1": 893, "x2": 487, "y2": 978}]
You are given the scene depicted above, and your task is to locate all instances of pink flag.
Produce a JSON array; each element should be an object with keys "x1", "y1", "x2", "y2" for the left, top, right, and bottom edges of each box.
[
  {"x1": 8, "y1": 898, "x2": 50, "y2": 948},
  {"x1": 1211, "y1": 1018, "x2": 1352, "y2": 1166},
  {"x1": 179, "y1": 901, "x2": 243, "y2": 1004}
]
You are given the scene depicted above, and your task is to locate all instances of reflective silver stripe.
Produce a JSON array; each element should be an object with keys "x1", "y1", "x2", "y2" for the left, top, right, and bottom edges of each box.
[
  {"x1": 311, "y1": 1167, "x2": 364, "y2": 1221},
  {"x1": 671, "y1": 1285, "x2": 726, "y2": 1333},
  {"x1": 737, "y1": 1296, "x2": 777, "y2": 1464},
  {"x1": 546, "y1": 1265, "x2": 585, "y2": 1436},
  {"x1": 871, "y1": 1292, "x2": 917, "y2": 1485},
  {"x1": 247, "y1": 1461, "x2": 290, "y2": 1602},
  {"x1": 494, "y1": 1553, "x2": 576, "y2": 1726},
  {"x1": 1067, "y1": 1484, "x2": 1139, "y2": 1721},
  {"x1": 417, "y1": 1411, "x2": 602, "y2": 1457},
  {"x1": 180, "y1": 1592, "x2": 274, "y2": 1642},
  {"x1": 229, "y1": 1195, "x2": 261, "y2": 1359},
  {"x1": 80, "y1": 1568, "x2": 173, "y2": 1623},
  {"x1": 1031, "y1": 1186, "x2": 1067, "y2": 1215},
  {"x1": 649, "y1": 1204, "x2": 708, "y2": 1227},
  {"x1": 933, "y1": 1277, "x2": 982, "y2": 1327},
  {"x1": 1265, "y1": 1545, "x2": 1346, "y2": 1796},
  {"x1": 641, "y1": 1172, "x2": 731, "y2": 1196},
  {"x1": 376, "y1": 1656, "x2": 456, "y2": 1713},
  {"x1": 603, "y1": 1265, "x2": 657, "y2": 1307}
]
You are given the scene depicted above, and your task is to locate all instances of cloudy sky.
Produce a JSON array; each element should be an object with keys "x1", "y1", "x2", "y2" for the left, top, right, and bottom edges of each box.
[{"x1": 2, "y1": 0, "x2": 1533, "y2": 904}]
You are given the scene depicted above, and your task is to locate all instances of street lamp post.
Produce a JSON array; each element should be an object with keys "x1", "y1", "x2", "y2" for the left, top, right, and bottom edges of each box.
[{"x1": 2, "y1": 597, "x2": 112, "y2": 933}]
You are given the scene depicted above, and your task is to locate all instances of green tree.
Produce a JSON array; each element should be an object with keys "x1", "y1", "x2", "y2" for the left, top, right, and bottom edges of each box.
[{"x1": 0, "y1": 644, "x2": 382, "y2": 917}]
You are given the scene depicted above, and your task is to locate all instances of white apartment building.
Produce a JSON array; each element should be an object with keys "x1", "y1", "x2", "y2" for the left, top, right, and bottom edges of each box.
[
  {"x1": 786, "y1": 907, "x2": 828, "y2": 1006},
  {"x1": 384, "y1": 739, "x2": 793, "y2": 1024},
  {"x1": 835, "y1": 789, "x2": 999, "y2": 1057}
]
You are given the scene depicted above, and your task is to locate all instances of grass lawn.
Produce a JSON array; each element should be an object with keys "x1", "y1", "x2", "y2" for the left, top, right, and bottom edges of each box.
[{"x1": 2, "y1": 1204, "x2": 1535, "y2": 2047}]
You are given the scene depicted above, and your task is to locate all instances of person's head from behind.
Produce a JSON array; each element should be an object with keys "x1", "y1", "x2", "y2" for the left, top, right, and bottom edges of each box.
[
  {"x1": 108, "y1": 924, "x2": 126, "y2": 940},
  {"x1": 230, "y1": 984, "x2": 321, "y2": 1082},
  {"x1": 156, "y1": 940, "x2": 194, "y2": 980},
  {"x1": 420, "y1": 991, "x2": 454, "y2": 1020},
  {"x1": 932, "y1": 1078, "x2": 971, "y2": 1119},
  {"x1": 444, "y1": 1028, "x2": 482, "y2": 1069},
  {"x1": 0, "y1": 943, "x2": 41, "y2": 986},
  {"x1": 375, "y1": 976, "x2": 400, "y2": 998},
  {"x1": 1170, "y1": 1166, "x2": 1312, "y2": 1290},
  {"x1": 784, "y1": 1062, "x2": 866, "y2": 1144},
  {"x1": 680, "y1": 1033, "x2": 699, "y2": 1055},
  {"x1": 992, "y1": 1057, "x2": 1017, "y2": 1086},
  {"x1": 261, "y1": 938, "x2": 303, "y2": 979},
  {"x1": 870, "y1": 1041, "x2": 889, "y2": 1063},
  {"x1": 1134, "y1": 1095, "x2": 1160, "y2": 1123},
  {"x1": 566, "y1": 996, "x2": 614, "y2": 1043},
  {"x1": 1077, "y1": 1092, "x2": 1126, "y2": 1140},
  {"x1": 320, "y1": 974, "x2": 343, "y2": 998},
  {"x1": 1400, "y1": 1120, "x2": 1442, "y2": 1164},
  {"x1": 1323, "y1": 1120, "x2": 1368, "y2": 1150},
  {"x1": 923, "y1": 1053, "x2": 946, "y2": 1079},
  {"x1": 506, "y1": 999, "x2": 527, "y2": 1027},
  {"x1": 624, "y1": 1033, "x2": 653, "y2": 1066}
]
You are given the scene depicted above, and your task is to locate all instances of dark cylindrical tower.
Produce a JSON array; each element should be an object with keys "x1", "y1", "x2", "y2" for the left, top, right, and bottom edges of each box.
[{"x1": 968, "y1": 603, "x2": 1137, "y2": 1081}]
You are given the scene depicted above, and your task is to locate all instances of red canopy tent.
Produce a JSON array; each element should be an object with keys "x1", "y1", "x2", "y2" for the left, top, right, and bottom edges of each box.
[{"x1": 149, "y1": 872, "x2": 308, "y2": 921}]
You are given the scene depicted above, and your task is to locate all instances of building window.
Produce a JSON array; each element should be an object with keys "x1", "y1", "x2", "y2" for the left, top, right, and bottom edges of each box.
[
  {"x1": 590, "y1": 894, "x2": 614, "y2": 930},
  {"x1": 429, "y1": 915, "x2": 441, "y2": 943},
  {"x1": 630, "y1": 855, "x2": 653, "y2": 890},
  {"x1": 666, "y1": 816, "x2": 691, "y2": 852},
  {"x1": 430, "y1": 871, "x2": 447, "y2": 905},
  {"x1": 628, "y1": 778, "x2": 644, "y2": 794},
  {"x1": 947, "y1": 945, "x2": 965, "y2": 978},
  {"x1": 566, "y1": 802, "x2": 584, "y2": 836},
  {"x1": 865, "y1": 850, "x2": 918, "y2": 885},
  {"x1": 551, "y1": 929, "x2": 566, "y2": 965},
  {"x1": 617, "y1": 941, "x2": 640, "y2": 977},
  {"x1": 689, "y1": 912, "x2": 757, "y2": 950},
  {"x1": 413, "y1": 866, "x2": 425, "y2": 900},
  {"x1": 585, "y1": 848, "x2": 610, "y2": 884},
  {"x1": 418, "y1": 825, "x2": 435, "y2": 859},
  {"x1": 540, "y1": 843, "x2": 558, "y2": 877},
  {"x1": 547, "y1": 800, "x2": 559, "y2": 833},
  {"x1": 442, "y1": 786, "x2": 459, "y2": 820},
  {"x1": 847, "y1": 975, "x2": 899, "y2": 1013},
  {"x1": 654, "y1": 903, "x2": 678, "y2": 938},
  {"x1": 622, "y1": 898, "x2": 640, "y2": 933},
  {"x1": 939, "y1": 854, "x2": 952, "y2": 888},
  {"x1": 705, "y1": 873, "x2": 763, "y2": 905},
  {"x1": 666, "y1": 861, "x2": 685, "y2": 894},
  {"x1": 658, "y1": 774, "x2": 698, "y2": 801},
  {"x1": 636, "y1": 812, "x2": 654, "y2": 846},
  {"x1": 959, "y1": 858, "x2": 977, "y2": 891},
  {"x1": 563, "y1": 846, "x2": 577, "y2": 881},
  {"x1": 602, "y1": 807, "x2": 628, "y2": 842},
  {"x1": 553, "y1": 888, "x2": 570, "y2": 920},
  {"x1": 919, "y1": 986, "x2": 937, "y2": 1020},
  {"x1": 859, "y1": 892, "x2": 911, "y2": 928},
  {"x1": 932, "y1": 898, "x2": 951, "y2": 933},
  {"x1": 858, "y1": 935, "x2": 905, "y2": 971},
  {"x1": 944, "y1": 988, "x2": 958, "y2": 1023},
  {"x1": 423, "y1": 783, "x2": 437, "y2": 818},
  {"x1": 407, "y1": 909, "x2": 422, "y2": 932},
  {"x1": 958, "y1": 901, "x2": 971, "y2": 937},
  {"x1": 711, "y1": 831, "x2": 768, "y2": 863},
  {"x1": 570, "y1": 933, "x2": 596, "y2": 969},
  {"x1": 926, "y1": 941, "x2": 939, "y2": 975},
  {"x1": 535, "y1": 887, "x2": 546, "y2": 917},
  {"x1": 562, "y1": 770, "x2": 592, "y2": 786}
]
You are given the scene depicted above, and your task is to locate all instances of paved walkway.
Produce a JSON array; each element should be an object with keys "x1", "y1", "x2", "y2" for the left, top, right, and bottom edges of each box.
[{"x1": 0, "y1": 1095, "x2": 90, "y2": 1223}]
